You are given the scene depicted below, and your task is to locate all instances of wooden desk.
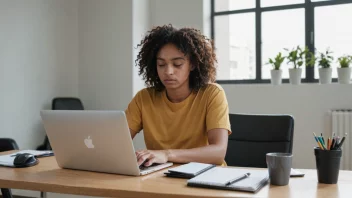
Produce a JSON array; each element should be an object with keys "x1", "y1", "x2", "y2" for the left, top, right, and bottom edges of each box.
[{"x1": 1, "y1": 152, "x2": 352, "y2": 198}]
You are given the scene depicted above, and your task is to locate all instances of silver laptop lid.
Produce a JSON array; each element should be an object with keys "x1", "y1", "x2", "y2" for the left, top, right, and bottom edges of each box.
[{"x1": 40, "y1": 110, "x2": 141, "y2": 176}]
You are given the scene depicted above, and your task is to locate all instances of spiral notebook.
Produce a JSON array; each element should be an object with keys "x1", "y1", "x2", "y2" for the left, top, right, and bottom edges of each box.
[{"x1": 187, "y1": 167, "x2": 269, "y2": 193}]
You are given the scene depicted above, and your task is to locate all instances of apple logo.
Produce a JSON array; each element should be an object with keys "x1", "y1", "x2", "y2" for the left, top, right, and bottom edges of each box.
[{"x1": 84, "y1": 136, "x2": 95, "y2": 148}]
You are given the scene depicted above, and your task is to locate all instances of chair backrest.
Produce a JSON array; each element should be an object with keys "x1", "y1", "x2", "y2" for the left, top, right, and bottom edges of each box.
[
  {"x1": 0, "y1": 138, "x2": 19, "y2": 152},
  {"x1": 225, "y1": 113, "x2": 294, "y2": 168},
  {"x1": 52, "y1": 97, "x2": 84, "y2": 110}
]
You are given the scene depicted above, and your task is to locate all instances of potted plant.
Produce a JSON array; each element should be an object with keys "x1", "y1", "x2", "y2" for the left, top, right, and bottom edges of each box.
[
  {"x1": 337, "y1": 55, "x2": 352, "y2": 84},
  {"x1": 285, "y1": 46, "x2": 305, "y2": 85},
  {"x1": 317, "y1": 48, "x2": 334, "y2": 84},
  {"x1": 267, "y1": 52, "x2": 285, "y2": 85}
]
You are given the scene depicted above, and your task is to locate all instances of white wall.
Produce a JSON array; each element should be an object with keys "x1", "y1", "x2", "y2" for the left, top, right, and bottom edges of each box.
[
  {"x1": 78, "y1": 0, "x2": 133, "y2": 111},
  {"x1": 132, "y1": 0, "x2": 149, "y2": 95},
  {"x1": 0, "y1": 0, "x2": 79, "y2": 150},
  {"x1": 131, "y1": 0, "x2": 151, "y2": 150},
  {"x1": 150, "y1": 0, "x2": 209, "y2": 35}
]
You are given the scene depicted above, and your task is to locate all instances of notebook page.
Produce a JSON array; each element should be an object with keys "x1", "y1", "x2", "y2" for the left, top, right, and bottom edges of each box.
[
  {"x1": 188, "y1": 167, "x2": 250, "y2": 186},
  {"x1": 168, "y1": 162, "x2": 214, "y2": 175},
  {"x1": 0, "y1": 154, "x2": 15, "y2": 167},
  {"x1": 227, "y1": 169, "x2": 268, "y2": 190},
  {"x1": 12, "y1": 150, "x2": 53, "y2": 156}
]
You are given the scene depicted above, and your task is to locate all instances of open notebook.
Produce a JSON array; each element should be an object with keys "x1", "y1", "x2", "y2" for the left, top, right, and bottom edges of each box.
[{"x1": 187, "y1": 167, "x2": 269, "y2": 193}]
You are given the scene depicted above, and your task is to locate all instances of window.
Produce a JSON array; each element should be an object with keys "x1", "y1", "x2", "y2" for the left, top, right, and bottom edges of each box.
[
  {"x1": 214, "y1": 0, "x2": 255, "y2": 12},
  {"x1": 261, "y1": 0, "x2": 304, "y2": 7},
  {"x1": 215, "y1": 13, "x2": 255, "y2": 80},
  {"x1": 262, "y1": 8, "x2": 305, "y2": 79},
  {"x1": 211, "y1": 0, "x2": 352, "y2": 83},
  {"x1": 314, "y1": 4, "x2": 352, "y2": 79}
]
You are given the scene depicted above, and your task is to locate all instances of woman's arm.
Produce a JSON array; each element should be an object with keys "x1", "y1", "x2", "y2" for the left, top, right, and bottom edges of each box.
[
  {"x1": 167, "y1": 128, "x2": 228, "y2": 164},
  {"x1": 136, "y1": 128, "x2": 228, "y2": 166}
]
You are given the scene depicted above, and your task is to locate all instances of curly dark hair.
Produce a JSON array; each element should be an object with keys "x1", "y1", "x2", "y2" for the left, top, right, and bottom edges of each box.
[{"x1": 135, "y1": 24, "x2": 217, "y2": 92}]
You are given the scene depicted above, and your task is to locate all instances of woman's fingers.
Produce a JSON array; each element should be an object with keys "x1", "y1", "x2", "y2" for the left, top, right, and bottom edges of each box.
[
  {"x1": 144, "y1": 157, "x2": 155, "y2": 167},
  {"x1": 136, "y1": 150, "x2": 148, "y2": 159},
  {"x1": 137, "y1": 152, "x2": 153, "y2": 166}
]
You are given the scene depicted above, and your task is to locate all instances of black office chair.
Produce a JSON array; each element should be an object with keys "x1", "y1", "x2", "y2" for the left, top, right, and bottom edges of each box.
[
  {"x1": 0, "y1": 138, "x2": 18, "y2": 198},
  {"x1": 51, "y1": 97, "x2": 84, "y2": 110},
  {"x1": 0, "y1": 138, "x2": 19, "y2": 152},
  {"x1": 225, "y1": 113, "x2": 294, "y2": 168},
  {"x1": 0, "y1": 139, "x2": 36, "y2": 198},
  {"x1": 37, "y1": 97, "x2": 84, "y2": 150}
]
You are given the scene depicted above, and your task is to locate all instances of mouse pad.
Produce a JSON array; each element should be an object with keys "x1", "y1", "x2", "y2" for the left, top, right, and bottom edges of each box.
[{"x1": 0, "y1": 150, "x2": 53, "y2": 167}]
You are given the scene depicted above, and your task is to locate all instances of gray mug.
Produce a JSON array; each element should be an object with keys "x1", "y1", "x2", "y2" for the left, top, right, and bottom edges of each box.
[{"x1": 266, "y1": 153, "x2": 293, "y2": 186}]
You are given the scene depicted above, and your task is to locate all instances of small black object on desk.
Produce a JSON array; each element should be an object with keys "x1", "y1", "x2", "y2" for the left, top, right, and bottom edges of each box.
[{"x1": 13, "y1": 153, "x2": 39, "y2": 168}]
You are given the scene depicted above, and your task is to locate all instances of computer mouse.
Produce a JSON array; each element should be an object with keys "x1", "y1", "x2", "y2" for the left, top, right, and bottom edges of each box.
[{"x1": 13, "y1": 153, "x2": 39, "y2": 168}]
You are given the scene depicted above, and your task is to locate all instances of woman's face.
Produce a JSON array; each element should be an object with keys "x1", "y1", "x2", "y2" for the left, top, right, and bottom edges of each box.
[{"x1": 156, "y1": 43, "x2": 193, "y2": 91}]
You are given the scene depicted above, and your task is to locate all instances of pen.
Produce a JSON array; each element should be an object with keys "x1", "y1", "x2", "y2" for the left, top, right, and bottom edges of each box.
[
  {"x1": 336, "y1": 136, "x2": 341, "y2": 149},
  {"x1": 331, "y1": 138, "x2": 335, "y2": 150},
  {"x1": 332, "y1": 137, "x2": 338, "y2": 150},
  {"x1": 336, "y1": 137, "x2": 345, "y2": 150},
  {"x1": 318, "y1": 137, "x2": 326, "y2": 150},
  {"x1": 336, "y1": 133, "x2": 347, "y2": 150},
  {"x1": 225, "y1": 173, "x2": 250, "y2": 186},
  {"x1": 313, "y1": 133, "x2": 323, "y2": 150},
  {"x1": 321, "y1": 133, "x2": 325, "y2": 145}
]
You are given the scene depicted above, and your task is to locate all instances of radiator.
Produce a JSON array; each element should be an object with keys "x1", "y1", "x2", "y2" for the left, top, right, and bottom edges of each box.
[{"x1": 331, "y1": 110, "x2": 352, "y2": 170}]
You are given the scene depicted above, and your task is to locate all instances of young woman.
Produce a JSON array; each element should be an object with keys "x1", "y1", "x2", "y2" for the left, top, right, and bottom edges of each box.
[{"x1": 125, "y1": 24, "x2": 231, "y2": 166}]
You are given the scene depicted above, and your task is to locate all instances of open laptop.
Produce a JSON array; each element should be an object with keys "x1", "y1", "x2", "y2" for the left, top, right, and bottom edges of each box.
[{"x1": 40, "y1": 110, "x2": 173, "y2": 176}]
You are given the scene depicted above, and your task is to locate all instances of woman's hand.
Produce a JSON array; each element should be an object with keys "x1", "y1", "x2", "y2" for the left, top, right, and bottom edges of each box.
[{"x1": 135, "y1": 150, "x2": 169, "y2": 166}]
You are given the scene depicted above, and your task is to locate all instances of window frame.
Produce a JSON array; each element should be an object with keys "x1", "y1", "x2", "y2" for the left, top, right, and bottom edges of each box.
[{"x1": 211, "y1": 0, "x2": 352, "y2": 84}]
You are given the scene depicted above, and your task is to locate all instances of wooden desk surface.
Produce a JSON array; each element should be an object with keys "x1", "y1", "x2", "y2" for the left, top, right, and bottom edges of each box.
[{"x1": 1, "y1": 151, "x2": 352, "y2": 198}]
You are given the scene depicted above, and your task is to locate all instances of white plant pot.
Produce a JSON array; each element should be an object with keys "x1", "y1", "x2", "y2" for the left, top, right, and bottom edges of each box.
[
  {"x1": 337, "y1": 67, "x2": 351, "y2": 84},
  {"x1": 270, "y1": 69, "x2": 282, "y2": 85},
  {"x1": 289, "y1": 68, "x2": 302, "y2": 85},
  {"x1": 319, "y1": 68, "x2": 332, "y2": 84}
]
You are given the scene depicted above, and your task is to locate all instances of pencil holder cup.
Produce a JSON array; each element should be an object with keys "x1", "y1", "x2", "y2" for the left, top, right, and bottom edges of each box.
[{"x1": 314, "y1": 147, "x2": 342, "y2": 184}]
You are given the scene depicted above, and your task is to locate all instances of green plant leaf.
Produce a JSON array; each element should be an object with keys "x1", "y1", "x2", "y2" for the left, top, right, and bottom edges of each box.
[
  {"x1": 317, "y1": 48, "x2": 334, "y2": 68},
  {"x1": 338, "y1": 55, "x2": 352, "y2": 68},
  {"x1": 268, "y1": 52, "x2": 285, "y2": 70},
  {"x1": 298, "y1": 61, "x2": 303, "y2": 67}
]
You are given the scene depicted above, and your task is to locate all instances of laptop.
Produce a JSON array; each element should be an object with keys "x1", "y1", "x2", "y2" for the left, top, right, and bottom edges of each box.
[{"x1": 40, "y1": 110, "x2": 173, "y2": 176}]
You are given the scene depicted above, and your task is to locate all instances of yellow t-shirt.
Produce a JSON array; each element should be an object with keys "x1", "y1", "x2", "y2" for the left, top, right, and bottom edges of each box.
[{"x1": 125, "y1": 83, "x2": 231, "y2": 152}]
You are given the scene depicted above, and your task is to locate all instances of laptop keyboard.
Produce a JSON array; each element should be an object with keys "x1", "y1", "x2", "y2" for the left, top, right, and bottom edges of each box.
[{"x1": 139, "y1": 163, "x2": 159, "y2": 170}]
